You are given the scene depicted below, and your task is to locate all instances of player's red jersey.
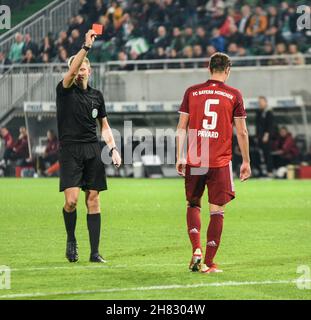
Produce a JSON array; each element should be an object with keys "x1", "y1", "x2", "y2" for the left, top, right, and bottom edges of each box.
[{"x1": 179, "y1": 79, "x2": 246, "y2": 168}]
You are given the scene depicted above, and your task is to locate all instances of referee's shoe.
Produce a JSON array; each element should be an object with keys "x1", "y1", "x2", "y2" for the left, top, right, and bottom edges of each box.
[
  {"x1": 66, "y1": 241, "x2": 79, "y2": 263},
  {"x1": 89, "y1": 253, "x2": 107, "y2": 263}
]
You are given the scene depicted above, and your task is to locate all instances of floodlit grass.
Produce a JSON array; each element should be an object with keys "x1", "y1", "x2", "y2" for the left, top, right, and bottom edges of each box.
[{"x1": 0, "y1": 178, "x2": 310, "y2": 300}]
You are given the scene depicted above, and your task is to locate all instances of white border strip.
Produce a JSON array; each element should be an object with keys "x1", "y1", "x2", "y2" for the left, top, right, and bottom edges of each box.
[
  {"x1": 1, "y1": 279, "x2": 309, "y2": 299},
  {"x1": 10, "y1": 263, "x2": 197, "y2": 272}
]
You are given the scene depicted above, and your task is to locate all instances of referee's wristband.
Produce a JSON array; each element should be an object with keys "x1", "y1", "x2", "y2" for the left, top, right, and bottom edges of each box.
[
  {"x1": 82, "y1": 44, "x2": 91, "y2": 52},
  {"x1": 109, "y1": 147, "x2": 117, "y2": 157}
]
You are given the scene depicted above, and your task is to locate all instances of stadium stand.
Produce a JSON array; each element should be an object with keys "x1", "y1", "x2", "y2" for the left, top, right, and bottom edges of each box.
[
  {"x1": 0, "y1": 0, "x2": 310, "y2": 65},
  {"x1": 1, "y1": 0, "x2": 311, "y2": 179}
]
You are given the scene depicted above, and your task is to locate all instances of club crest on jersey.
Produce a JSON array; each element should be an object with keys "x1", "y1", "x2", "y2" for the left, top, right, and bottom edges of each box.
[{"x1": 92, "y1": 108, "x2": 98, "y2": 118}]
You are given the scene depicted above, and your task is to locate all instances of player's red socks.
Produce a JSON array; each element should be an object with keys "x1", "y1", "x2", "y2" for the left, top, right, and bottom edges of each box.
[
  {"x1": 204, "y1": 211, "x2": 224, "y2": 267},
  {"x1": 187, "y1": 206, "x2": 201, "y2": 253}
]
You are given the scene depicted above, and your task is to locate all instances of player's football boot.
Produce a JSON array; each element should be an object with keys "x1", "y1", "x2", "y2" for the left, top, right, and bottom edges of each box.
[
  {"x1": 200, "y1": 263, "x2": 223, "y2": 274},
  {"x1": 66, "y1": 241, "x2": 78, "y2": 263},
  {"x1": 189, "y1": 248, "x2": 202, "y2": 272},
  {"x1": 89, "y1": 253, "x2": 107, "y2": 263}
]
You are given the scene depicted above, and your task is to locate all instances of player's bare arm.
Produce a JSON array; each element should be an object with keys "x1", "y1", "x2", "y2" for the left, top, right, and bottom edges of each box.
[
  {"x1": 62, "y1": 30, "x2": 96, "y2": 88},
  {"x1": 234, "y1": 117, "x2": 251, "y2": 181},
  {"x1": 100, "y1": 117, "x2": 122, "y2": 168},
  {"x1": 176, "y1": 113, "x2": 189, "y2": 176}
]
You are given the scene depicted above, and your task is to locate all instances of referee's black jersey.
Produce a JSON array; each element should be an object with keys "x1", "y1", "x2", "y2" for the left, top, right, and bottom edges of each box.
[{"x1": 56, "y1": 81, "x2": 107, "y2": 146}]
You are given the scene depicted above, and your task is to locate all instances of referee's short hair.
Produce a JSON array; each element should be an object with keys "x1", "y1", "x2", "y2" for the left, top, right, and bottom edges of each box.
[
  {"x1": 209, "y1": 52, "x2": 232, "y2": 73},
  {"x1": 68, "y1": 55, "x2": 90, "y2": 68}
]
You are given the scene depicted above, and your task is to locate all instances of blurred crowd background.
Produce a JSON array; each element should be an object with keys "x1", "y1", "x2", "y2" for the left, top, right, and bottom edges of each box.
[{"x1": 1, "y1": 0, "x2": 310, "y2": 67}]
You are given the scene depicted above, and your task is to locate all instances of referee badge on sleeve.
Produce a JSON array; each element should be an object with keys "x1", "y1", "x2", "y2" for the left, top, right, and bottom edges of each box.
[{"x1": 92, "y1": 108, "x2": 98, "y2": 118}]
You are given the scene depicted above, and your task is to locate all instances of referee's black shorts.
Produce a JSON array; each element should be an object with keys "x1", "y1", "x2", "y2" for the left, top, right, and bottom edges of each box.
[{"x1": 59, "y1": 142, "x2": 107, "y2": 192}]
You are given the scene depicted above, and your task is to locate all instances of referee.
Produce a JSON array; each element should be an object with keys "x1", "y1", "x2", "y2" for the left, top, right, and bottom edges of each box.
[{"x1": 56, "y1": 29, "x2": 121, "y2": 263}]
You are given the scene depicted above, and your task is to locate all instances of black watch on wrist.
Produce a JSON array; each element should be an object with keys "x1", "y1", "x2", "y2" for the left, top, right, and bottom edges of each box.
[
  {"x1": 109, "y1": 147, "x2": 117, "y2": 157},
  {"x1": 82, "y1": 44, "x2": 91, "y2": 51}
]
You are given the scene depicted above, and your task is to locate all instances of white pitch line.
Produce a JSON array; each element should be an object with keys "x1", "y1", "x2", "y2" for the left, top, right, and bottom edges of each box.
[
  {"x1": 10, "y1": 262, "x2": 232, "y2": 272},
  {"x1": 1, "y1": 279, "x2": 309, "y2": 299}
]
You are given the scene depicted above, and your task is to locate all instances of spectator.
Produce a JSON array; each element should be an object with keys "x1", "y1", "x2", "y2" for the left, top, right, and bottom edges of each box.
[
  {"x1": 22, "y1": 49, "x2": 36, "y2": 64},
  {"x1": 181, "y1": 45, "x2": 194, "y2": 68},
  {"x1": 0, "y1": 127, "x2": 14, "y2": 168},
  {"x1": 37, "y1": 130, "x2": 59, "y2": 176},
  {"x1": 182, "y1": 45, "x2": 193, "y2": 59},
  {"x1": 1, "y1": 1, "x2": 310, "y2": 68},
  {"x1": 272, "y1": 127, "x2": 299, "y2": 169},
  {"x1": 67, "y1": 14, "x2": 89, "y2": 39},
  {"x1": 265, "y1": 5, "x2": 281, "y2": 44},
  {"x1": 234, "y1": 45, "x2": 253, "y2": 66},
  {"x1": 255, "y1": 96, "x2": 275, "y2": 177},
  {"x1": 193, "y1": 44, "x2": 204, "y2": 58},
  {"x1": 7, "y1": 127, "x2": 30, "y2": 166},
  {"x1": 209, "y1": 5, "x2": 227, "y2": 30},
  {"x1": 0, "y1": 51, "x2": 11, "y2": 73},
  {"x1": 117, "y1": 51, "x2": 133, "y2": 71},
  {"x1": 74, "y1": 14, "x2": 89, "y2": 37},
  {"x1": 246, "y1": 6, "x2": 268, "y2": 42},
  {"x1": 89, "y1": 0, "x2": 107, "y2": 24},
  {"x1": 288, "y1": 43, "x2": 305, "y2": 65},
  {"x1": 153, "y1": 46, "x2": 167, "y2": 60},
  {"x1": 262, "y1": 41, "x2": 274, "y2": 55},
  {"x1": 179, "y1": 0, "x2": 198, "y2": 28},
  {"x1": 195, "y1": 26, "x2": 209, "y2": 49},
  {"x1": 168, "y1": 48, "x2": 178, "y2": 59},
  {"x1": 106, "y1": 1, "x2": 123, "y2": 30},
  {"x1": 273, "y1": 42, "x2": 288, "y2": 65},
  {"x1": 117, "y1": 15, "x2": 134, "y2": 44},
  {"x1": 129, "y1": 50, "x2": 139, "y2": 61},
  {"x1": 78, "y1": 0, "x2": 92, "y2": 17},
  {"x1": 210, "y1": 28, "x2": 226, "y2": 52},
  {"x1": 206, "y1": 44, "x2": 217, "y2": 57},
  {"x1": 22, "y1": 33, "x2": 39, "y2": 58},
  {"x1": 238, "y1": 5, "x2": 252, "y2": 35},
  {"x1": 38, "y1": 52, "x2": 50, "y2": 64},
  {"x1": 279, "y1": 2, "x2": 299, "y2": 42},
  {"x1": 205, "y1": 0, "x2": 225, "y2": 15},
  {"x1": 227, "y1": 42, "x2": 238, "y2": 56},
  {"x1": 67, "y1": 29, "x2": 83, "y2": 56},
  {"x1": 40, "y1": 35, "x2": 56, "y2": 59},
  {"x1": 226, "y1": 23, "x2": 245, "y2": 47},
  {"x1": 218, "y1": 8, "x2": 236, "y2": 37},
  {"x1": 55, "y1": 31, "x2": 70, "y2": 52},
  {"x1": 193, "y1": 44, "x2": 205, "y2": 67},
  {"x1": 154, "y1": 26, "x2": 170, "y2": 49},
  {"x1": 55, "y1": 46, "x2": 69, "y2": 63},
  {"x1": 8, "y1": 33, "x2": 24, "y2": 63},
  {"x1": 183, "y1": 27, "x2": 197, "y2": 47},
  {"x1": 163, "y1": 0, "x2": 182, "y2": 28},
  {"x1": 260, "y1": 41, "x2": 274, "y2": 66},
  {"x1": 170, "y1": 27, "x2": 185, "y2": 53}
]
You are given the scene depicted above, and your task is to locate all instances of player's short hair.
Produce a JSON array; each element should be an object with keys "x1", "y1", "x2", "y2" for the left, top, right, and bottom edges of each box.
[
  {"x1": 209, "y1": 52, "x2": 232, "y2": 73},
  {"x1": 258, "y1": 96, "x2": 267, "y2": 102},
  {"x1": 67, "y1": 55, "x2": 90, "y2": 68}
]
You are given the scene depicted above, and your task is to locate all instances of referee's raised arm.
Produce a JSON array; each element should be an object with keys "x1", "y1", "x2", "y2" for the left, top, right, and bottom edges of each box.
[{"x1": 62, "y1": 29, "x2": 97, "y2": 88}]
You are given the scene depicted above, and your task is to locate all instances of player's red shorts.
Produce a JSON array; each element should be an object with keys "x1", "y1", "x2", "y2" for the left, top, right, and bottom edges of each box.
[{"x1": 185, "y1": 162, "x2": 235, "y2": 206}]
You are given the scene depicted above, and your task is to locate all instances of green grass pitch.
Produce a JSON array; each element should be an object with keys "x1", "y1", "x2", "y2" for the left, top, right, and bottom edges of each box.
[{"x1": 0, "y1": 178, "x2": 310, "y2": 300}]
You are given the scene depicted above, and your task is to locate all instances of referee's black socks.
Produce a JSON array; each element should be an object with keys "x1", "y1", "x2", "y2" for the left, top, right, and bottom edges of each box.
[
  {"x1": 87, "y1": 213, "x2": 101, "y2": 255},
  {"x1": 63, "y1": 208, "x2": 77, "y2": 242}
]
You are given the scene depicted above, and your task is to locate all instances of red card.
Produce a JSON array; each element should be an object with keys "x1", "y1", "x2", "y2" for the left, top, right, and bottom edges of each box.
[{"x1": 92, "y1": 24, "x2": 103, "y2": 35}]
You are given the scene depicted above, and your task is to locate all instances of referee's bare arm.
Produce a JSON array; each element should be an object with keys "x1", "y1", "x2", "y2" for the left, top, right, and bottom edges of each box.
[
  {"x1": 62, "y1": 29, "x2": 97, "y2": 88},
  {"x1": 101, "y1": 118, "x2": 122, "y2": 167}
]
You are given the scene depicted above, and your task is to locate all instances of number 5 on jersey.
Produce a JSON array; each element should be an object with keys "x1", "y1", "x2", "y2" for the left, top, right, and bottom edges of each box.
[{"x1": 203, "y1": 99, "x2": 219, "y2": 130}]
